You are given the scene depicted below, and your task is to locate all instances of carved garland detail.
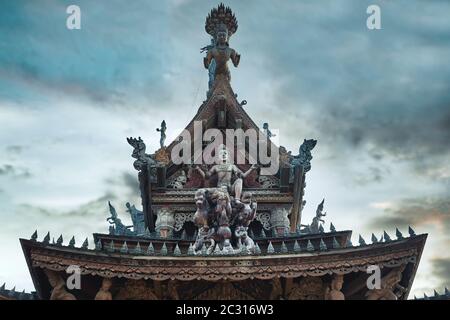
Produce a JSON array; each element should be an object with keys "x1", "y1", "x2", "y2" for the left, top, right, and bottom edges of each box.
[
  {"x1": 30, "y1": 249, "x2": 417, "y2": 282},
  {"x1": 174, "y1": 212, "x2": 195, "y2": 231}
]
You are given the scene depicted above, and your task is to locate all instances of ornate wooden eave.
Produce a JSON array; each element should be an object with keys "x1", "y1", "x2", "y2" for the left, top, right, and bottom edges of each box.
[{"x1": 20, "y1": 233, "x2": 426, "y2": 300}]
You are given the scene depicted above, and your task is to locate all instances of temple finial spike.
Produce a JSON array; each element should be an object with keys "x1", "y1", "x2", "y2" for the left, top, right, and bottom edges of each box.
[
  {"x1": 395, "y1": 228, "x2": 404, "y2": 240},
  {"x1": 329, "y1": 222, "x2": 336, "y2": 232},
  {"x1": 383, "y1": 231, "x2": 391, "y2": 242},
  {"x1": 306, "y1": 240, "x2": 314, "y2": 252},
  {"x1": 358, "y1": 234, "x2": 366, "y2": 246},
  {"x1": 174, "y1": 243, "x2": 181, "y2": 256},
  {"x1": 267, "y1": 241, "x2": 275, "y2": 254},
  {"x1": 68, "y1": 236, "x2": 76, "y2": 248},
  {"x1": 319, "y1": 239, "x2": 327, "y2": 251},
  {"x1": 371, "y1": 233, "x2": 378, "y2": 243},
  {"x1": 332, "y1": 237, "x2": 340, "y2": 249},
  {"x1": 120, "y1": 241, "x2": 128, "y2": 254},
  {"x1": 56, "y1": 235, "x2": 63, "y2": 246},
  {"x1": 82, "y1": 238, "x2": 89, "y2": 249},
  {"x1": 43, "y1": 232, "x2": 50, "y2": 244}
]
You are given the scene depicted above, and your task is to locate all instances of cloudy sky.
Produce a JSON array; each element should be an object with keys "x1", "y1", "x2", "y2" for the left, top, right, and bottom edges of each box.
[{"x1": 0, "y1": 0, "x2": 449, "y2": 297}]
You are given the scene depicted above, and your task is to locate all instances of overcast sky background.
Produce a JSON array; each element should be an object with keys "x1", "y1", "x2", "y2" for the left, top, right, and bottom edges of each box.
[{"x1": 0, "y1": 0, "x2": 449, "y2": 298}]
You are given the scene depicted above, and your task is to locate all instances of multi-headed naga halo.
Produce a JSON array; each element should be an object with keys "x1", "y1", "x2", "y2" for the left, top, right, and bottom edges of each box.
[{"x1": 205, "y1": 3, "x2": 238, "y2": 38}]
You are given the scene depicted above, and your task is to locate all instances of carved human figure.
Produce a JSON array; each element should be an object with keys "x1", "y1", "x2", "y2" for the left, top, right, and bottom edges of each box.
[
  {"x1": 262, "y1": 122, "x2": 276, "y2": 139},
  {"x1": 195, "y1": 145, "x2": 257, "y2": 202},
  {"x1": 203, "y1": 23, "x2": 240, "y2": 83},
  {"x1": 156, "y1": 120, "x2": 167, "y2": 149},
  {"x1": 325, "y1": 274, "x2": 345, "y2": 300},
  {"x1": 45, "y1": 270, "x2": 76, "y2": 300},
  {"x1": 95, "y1": 278, "x2": 113, "y2": 300}
]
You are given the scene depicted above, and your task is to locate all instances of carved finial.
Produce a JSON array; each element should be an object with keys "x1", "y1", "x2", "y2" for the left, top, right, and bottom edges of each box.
[
  {"x1": 133, "y1": 242, "x2": 142, "y2": 255},
  {"x1": 306, "y1": 240, "x2": 314, "y2": 252},
  {"x1": 414, "y1": 295, "x2": 417, "y2": 300},
  {"x1": 330, "y1": 223, "x2": 336, "y2": 232},
  {"x1": 120, "y1": 242, "x2": 128, "y2": 254},
  {"x1": 332, "y1": 237, "x2": 341, "y2": 249},
  {"x1": 358, "y1": 235, "x2": 366, "y2": 246},
  {"x1": 68, "y1": 236, "x2": 75, "y2": 248},
  {"x1": 383, "y1": 231, "x2": 391, "y2": 242},
  {"x1": 294, "y1": 240, "x2": 301, "y2": 253},
  {"x1": 174, "y1": 244, "x2": 181, "y2": 256},
  {"x1": 445, "y1": 287, "x2": 449, "y2": 295},
  {"x1": 213, "y1": 244, "x2": 221, "y2": 255},
  {"x1": 201, "y1": 243, "x2": 207, "y2": 256},
  {"x1": 371, "y1": 233, "x2": 378, "y2": 243},
  {"x1": 146, "y1": 242, "x2": 155, "y2": 255},
  {"x1": 434, "y1": 289, "x2": 439, "y2": 297},
  {"x1": 95, "y1": 239, "x2": 102, "y2": 250},
  {"x1": 56, "y1": 235, "x2": 63, "y2": 246},
  {"x1": 395, "y1": 228, "x2": 404, "y2": 240},
  {"x1": 160, "y1": 243, "x2": 168, "y2": 256},
  {"x1": 82, "y1": 238, "x2": 89, "y2": 249},
  {"x1": 267, "y1": 241, "x2": 275, "y2": 254},
  {"x1": 281, "y1": 241, "x2": 288, "y2": 254},
  {"x1": 319, "y1": 239, "x2": 327, "y2": 251},
  {"x1": 0, "y1": 283, "x2": 5, "y2": 291},
  {"x1": 8, "y1": 286, "x2": 16, "y2": 298},
  {"x1": 254, "y1": 243, "x2": 261, "y2": 255},
  {"x1": 31, "y1": 230, "x2": 38, "y2": 241},
  {"x1": 43, "y1": 232, "x2": 50, "y2": 244},
  {"x1": 187, "y1": 243, "x2": 195, "y2": 255},
  {"x1": 107, "y1": 240, "x2": 115, "y2": 253},
  {"x1": 408, "y1": 226, "x2": 416, "y2": 236}
]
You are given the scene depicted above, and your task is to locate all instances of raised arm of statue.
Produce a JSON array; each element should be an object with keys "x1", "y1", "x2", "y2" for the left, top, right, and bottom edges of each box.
[
  {"x1": 195, "y1": 165, "x2": 206, "y2": 179},
  {"x1": 204, "y1": 50, "x2": 213, "y2": 69},
  {"x1": 230, "y1": 49, "x2": 240, "y2": 67},
  {"x1": 242, "y1": 164, "x2": 258, "y2": 178}
]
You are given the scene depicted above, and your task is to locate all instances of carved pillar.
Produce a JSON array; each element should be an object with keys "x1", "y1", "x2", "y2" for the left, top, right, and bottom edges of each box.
[
  {"x1": 155, "y1": 207, "x2": 175, "y2": 238},
  {"x1": 270, "y1": 208, "x2": 290, "y2": 236}
]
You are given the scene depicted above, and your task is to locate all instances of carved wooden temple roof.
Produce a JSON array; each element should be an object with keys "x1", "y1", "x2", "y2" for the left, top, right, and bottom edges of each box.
[{"x1": 5, "y1": 4, "x2": 431, "y2": 300}]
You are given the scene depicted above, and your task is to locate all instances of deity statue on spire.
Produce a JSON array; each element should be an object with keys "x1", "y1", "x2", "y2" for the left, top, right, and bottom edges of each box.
[{"x1": 203, "y1": 3, "x2": 240, "y2": 89}]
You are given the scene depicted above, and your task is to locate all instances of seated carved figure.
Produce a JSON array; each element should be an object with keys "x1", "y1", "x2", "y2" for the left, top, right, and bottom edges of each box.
[
  {"x1": 95, "y1": 278, "x2": 113, "y2": 300},
  {"x1": 195, "y1": 145, "x2": 257, "y2": 202}
]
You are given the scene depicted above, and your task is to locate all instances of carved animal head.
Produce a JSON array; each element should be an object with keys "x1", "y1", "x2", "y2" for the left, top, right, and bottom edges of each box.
[
  {"x1": 126, "y1": 137, "x2": 146, "y2": 159},
  {"x1": 300, "y1": 139, "x2": 317, "y2": 153}
]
